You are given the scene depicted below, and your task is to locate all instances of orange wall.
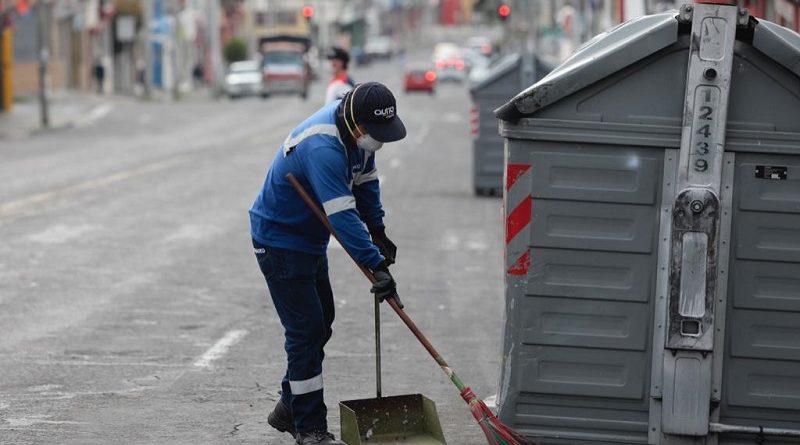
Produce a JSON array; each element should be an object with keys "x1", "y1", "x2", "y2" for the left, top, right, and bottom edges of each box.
[{"x1": 12, "y1": 59, "x2": 67, "y2": 96}]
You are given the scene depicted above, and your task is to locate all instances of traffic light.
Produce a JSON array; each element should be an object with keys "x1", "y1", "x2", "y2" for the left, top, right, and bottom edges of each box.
[
  {"x1": 302, "y1": 6, "x2": 314, "y2": 20},
  {"x1": 497, "y1": 3, "x2": 511, "y2": 21}
]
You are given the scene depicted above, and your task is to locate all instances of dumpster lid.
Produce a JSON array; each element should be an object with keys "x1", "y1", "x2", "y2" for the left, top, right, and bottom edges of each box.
[
  {"x1": 495, "y1": 11, "x2": 680, "y2": 121},
  {"x1": 469, "y1": 53, "x2": 521, "y2": 93},
  {"x1": 752, "y1": 19, "x2": 800, "y2": 78}
]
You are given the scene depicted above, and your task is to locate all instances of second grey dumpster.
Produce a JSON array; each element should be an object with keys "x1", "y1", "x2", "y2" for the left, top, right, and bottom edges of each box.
[
  {"x1": 494, "y1": 4, "x2": 800, "y2": 445},
  {"x1": 470, "y1": 54, "x2": 551, "y2": 196}
]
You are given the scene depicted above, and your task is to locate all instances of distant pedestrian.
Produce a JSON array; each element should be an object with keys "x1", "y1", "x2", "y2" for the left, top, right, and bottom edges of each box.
[
  {"x1": 251, "y1": 82, "x2": 406, "y2": 445},
  {"x1": 324, "y1": 47, "x2": 354, "y2": 103},
  {"x1": 93, "y1": 58, "x2": 105, "y2": 94},
  {"x1": 192, "y1": 63, "x2": 204, "y2": 87}
]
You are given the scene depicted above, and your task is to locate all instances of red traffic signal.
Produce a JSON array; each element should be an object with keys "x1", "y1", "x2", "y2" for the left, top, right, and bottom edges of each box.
[
  {"x1": 497, "y1": 3, "x2": 511, "y2": 20},
  {"x1": 302, "y1": 6, "x2": 314, "y2": 19}
]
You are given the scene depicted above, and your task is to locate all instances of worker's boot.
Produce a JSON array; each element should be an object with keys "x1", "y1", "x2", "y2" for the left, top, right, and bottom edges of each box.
[
  {"x1": 267, "y1": 399, "x2": 296, "y2": 437},
  {"x1": 295, "y1": 430, "x2": 345, "y2": 445}
]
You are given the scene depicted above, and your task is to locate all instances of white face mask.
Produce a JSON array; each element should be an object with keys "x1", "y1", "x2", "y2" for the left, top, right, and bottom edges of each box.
[{"x1": 356, "y1": 133, "x2": 384, "y2": 152}]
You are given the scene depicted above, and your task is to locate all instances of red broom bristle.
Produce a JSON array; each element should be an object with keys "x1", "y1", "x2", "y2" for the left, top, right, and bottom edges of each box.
[{"x1": 461, "y1": 388, "x2": 540, "y2": 445}]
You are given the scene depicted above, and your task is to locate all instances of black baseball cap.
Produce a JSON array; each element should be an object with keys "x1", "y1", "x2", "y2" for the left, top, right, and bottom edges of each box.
[
  {"x1": 347, "y1": 82, "x2": 406, "y2": 143},
  {"x1": 326, "y1": 46, "x2": 350, "y2": 64}
]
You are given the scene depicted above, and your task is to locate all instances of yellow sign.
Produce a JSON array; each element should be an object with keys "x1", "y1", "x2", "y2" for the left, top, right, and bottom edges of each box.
[{"x1": 113, "y1": 0, "x2": 142, "y2": 16}]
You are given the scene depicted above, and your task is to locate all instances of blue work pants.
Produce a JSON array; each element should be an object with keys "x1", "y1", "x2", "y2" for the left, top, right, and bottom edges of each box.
[{"x1": 253, "y1": 240, "x2": 335, "y2": 433}]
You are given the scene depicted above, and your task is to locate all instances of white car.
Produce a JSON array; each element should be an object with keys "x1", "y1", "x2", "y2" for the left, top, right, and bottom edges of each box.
[
  {"x1": 224, "y1": 61, "x2": 262, "y2": 99},
  {"x1": 365, "y1": 36, "x2": 394, "y2": 60}
]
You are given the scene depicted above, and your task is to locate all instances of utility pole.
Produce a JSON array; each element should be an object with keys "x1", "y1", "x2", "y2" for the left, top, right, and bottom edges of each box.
[
  {"x1": 143, "y1": 0, "x2": 154, "y2": 98},
  {"x1": 520, "y1": 0, "x2": 537, "y2": 90},
  {"x1": 37, "y1": 0, "x2": 49, "y2": 128},
  {"x1": 207, "y1": 0, "x2": 223, "y2": 97}
]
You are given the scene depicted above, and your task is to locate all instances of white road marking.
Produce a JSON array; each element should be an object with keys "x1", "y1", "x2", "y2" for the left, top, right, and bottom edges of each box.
[
  {"x1": 0, "y1": 158, "x2": 181, "y2": 219},
  {"x1": 27, "y1": 224, "x2": 96, "y2": 244},
  {"x1": 439, "y1": 232, "x2": 460, "y2": 251},
  {"x1": 164, "y1": 223, "x2": 222, "y2": 243},
  {"x1": 75, "y1": 103, "x2": 114, "y2": 127},
  {"x1": 413, "y1": 121, "x2": 431, "y2": 145},
  {"x1": 11, "y1": 359, "x2": 186, "y2": 368},
  {"x1": 193, "y1": 329, "x2": 248, "y2": 369},
  {"x1": 26, "y1": 384, "x2": 63, "y2": 392},
  {"x1": 438, "y1": 229, "x2": 489, "y2": 251},
  {"x1": 443, "y1": 112, "x2": 463, "y2": 124},
  {"x1": 3, "y1": 417, "x2": 86, "y2": 427},
  {"x1": 466, "y1": 238, "x2": 488, "y2": 251}
]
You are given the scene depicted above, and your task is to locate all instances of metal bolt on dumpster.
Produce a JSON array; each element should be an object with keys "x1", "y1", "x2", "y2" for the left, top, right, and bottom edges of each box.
[{"x1": 494, "y1": 2, "x2": 800, "y2": 444}]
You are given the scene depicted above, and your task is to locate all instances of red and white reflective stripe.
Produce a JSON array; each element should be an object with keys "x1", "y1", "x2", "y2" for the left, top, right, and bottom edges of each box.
[
  {"x1": 470, "y1": 105, "x2": 479, "y2": 138},
  {"x1": 505, "y1": 163, "x2": 532, "y2": 276},
  {"x1": 505, "y1": 192, "x2": 531, "y2": 245},
  {"x1": 507, "y1": 250, "x2": 531, "y2": 276}
]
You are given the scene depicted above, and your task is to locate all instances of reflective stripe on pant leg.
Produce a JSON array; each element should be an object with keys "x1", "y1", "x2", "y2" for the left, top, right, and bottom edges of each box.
[{"x1": 290, "y1": 374, "x2": 323, "y2": 395}]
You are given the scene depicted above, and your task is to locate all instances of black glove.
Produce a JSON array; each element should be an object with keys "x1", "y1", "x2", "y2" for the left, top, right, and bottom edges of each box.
[
  {"x1": 369, "y1": 226, "x2": 397, "y2": 265},
  {"x1": 370, "y1": 262, "x2": 403, "y2": 308}
]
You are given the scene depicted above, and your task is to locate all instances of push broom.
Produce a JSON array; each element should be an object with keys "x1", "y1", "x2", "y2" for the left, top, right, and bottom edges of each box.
[{"x1": 286, "y1": 173, "x2": 538, "y2": 445}]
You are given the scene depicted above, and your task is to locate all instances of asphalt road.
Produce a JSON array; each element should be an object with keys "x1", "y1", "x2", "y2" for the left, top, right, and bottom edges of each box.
[{"x1": 0, "y1": 56, "x2": 506, "y2": 444}]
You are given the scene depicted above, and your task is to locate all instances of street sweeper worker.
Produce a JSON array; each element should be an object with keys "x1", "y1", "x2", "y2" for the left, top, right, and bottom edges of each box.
[{"x1": 249, "y1": 82, "x2": 405, "y2": 445}]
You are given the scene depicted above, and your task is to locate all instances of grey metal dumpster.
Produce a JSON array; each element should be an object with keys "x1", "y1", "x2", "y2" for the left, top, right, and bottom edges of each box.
[
  {"x1": 494, "y1": 3, "x2": 800, "y2": 445},
  {"x1": 470, "y1": 54, "x2": 551, "y2": 196}
]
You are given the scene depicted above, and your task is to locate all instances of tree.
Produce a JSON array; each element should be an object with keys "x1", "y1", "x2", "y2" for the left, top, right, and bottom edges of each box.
[{"x1": 223, "y1": 37, "x2": 247, "y2": 63}]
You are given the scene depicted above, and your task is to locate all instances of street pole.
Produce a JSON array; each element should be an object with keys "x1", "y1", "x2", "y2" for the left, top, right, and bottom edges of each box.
[
  {"x1": 171, "y1": 7, "x2": 180, "y2": 100},
  {"x1": 37, "y1": 0, "x2": 49, "y2": 128},
  {"x1": 207, "y1": 0, "x2": 223, "y2": 97},
  {"x1": 520, "y1": 0, "x2": 537, "y2": 90},
  {"x1": 143, "y1": 0, "x2": 153, "y2": 98}
]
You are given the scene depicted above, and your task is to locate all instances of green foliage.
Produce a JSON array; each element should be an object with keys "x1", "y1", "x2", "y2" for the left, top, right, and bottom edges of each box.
[{"x1": 224, "y1": 38, "x2": 248, "y2": 63}]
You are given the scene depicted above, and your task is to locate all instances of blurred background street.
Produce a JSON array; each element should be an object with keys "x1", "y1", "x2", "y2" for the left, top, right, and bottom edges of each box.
[
  {"x1": 1, "y1": 0, "x2": 800, "y2": 444},
  {"x1": 0, "y1": 55, "x2": 507, "y2": 444}
]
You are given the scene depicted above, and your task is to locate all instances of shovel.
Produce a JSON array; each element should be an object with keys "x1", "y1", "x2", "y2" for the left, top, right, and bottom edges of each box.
[{"x1": 338, "y1": 299, "x2": 446, "y2": 445}]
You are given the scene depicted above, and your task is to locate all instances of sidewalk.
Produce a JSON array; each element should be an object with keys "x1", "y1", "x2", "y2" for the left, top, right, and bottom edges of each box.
[{"x1": 0, "y1": 90, "x2": 120, "y2": 141}]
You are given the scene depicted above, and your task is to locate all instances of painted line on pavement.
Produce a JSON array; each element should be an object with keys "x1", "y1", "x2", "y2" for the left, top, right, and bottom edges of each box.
[
  {"x1": 388, "y1": 158, "x2": 402, "y2": 169},
  {"x1": 193, "y1": 329, "x2": 248, "y2": 369},
  {"x1": 2, "y1": 418, "x2": 86, "y2": 427},
  {"x1": 413, "y1": 121, "x2": 431, "y2": 146},
  {"x1": 0, "y1": 158, "x2": 181, "y2": 220},
  {"x1": 11, "y1": 359, "x2": 187, "y2": 368},
  {"x1": 75, "y1": 103, "x2": 114, "y2": 128}
]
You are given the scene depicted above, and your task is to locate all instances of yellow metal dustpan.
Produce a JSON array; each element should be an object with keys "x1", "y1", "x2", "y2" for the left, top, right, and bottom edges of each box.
[{"x1": 339, "y1": 299, "x2": 446, "y2": 445}]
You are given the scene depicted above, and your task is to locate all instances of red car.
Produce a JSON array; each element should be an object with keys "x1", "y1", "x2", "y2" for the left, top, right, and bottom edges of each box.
[{"x1": 404, "y1": 65, "x2": 437, "y2": 94}]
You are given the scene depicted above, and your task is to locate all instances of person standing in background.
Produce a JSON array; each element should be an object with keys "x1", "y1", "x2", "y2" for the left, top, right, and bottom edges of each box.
[
  {"x1": 93, "y1": 58, "x2": 105, "y2": 94},
  {"x1": 324, "y1": 47, "x2": 354, "y2": 103}
]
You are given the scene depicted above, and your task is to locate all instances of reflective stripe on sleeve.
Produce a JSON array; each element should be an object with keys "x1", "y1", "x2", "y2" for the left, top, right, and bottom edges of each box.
[
  {"x1": 322, "y1": 196, "x2": 356, "y2": 215},
  {"x1": 354, "y1": 168, "x2": 379, "y2": 185},
  {"x1": 289, "y1": 374, "x2": 323, "y2": 395}
]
